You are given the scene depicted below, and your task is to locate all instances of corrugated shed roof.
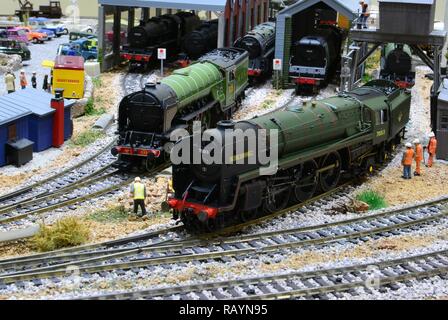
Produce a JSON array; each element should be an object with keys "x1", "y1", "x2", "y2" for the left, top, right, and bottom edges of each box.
[
  {"x1": 0, "y1": 89, "x2": 75, "y2": 126},
  {"x1": 98, "y1": 0, "x2": 227, "y2": 11},
  {"x1": 0, "y1": 99, "x2": 31, "y2": 127},
  {"x1": 278, "y1": 0, "x2": 362, "y2": 19}
]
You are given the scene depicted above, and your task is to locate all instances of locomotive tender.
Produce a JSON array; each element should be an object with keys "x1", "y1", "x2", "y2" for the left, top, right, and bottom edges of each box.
[
  {"x1": 290, "y1": 26, "x2": 344, "y2": 94},
  {"x1": 169, "y1": 80, "x2": 412, "y2": 232},
  {"x1": 120, "y1": 12, "x2": 201, "y2": 70},
  {"x1": 234, "y1": 21, "x2": 276, "y2": 80},
  {"x1": 112, "y1": 48, "x2": 249, "y2": 171}
]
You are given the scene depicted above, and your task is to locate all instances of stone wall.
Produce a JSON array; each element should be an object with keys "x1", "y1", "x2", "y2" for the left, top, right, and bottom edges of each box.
[{"x1": 0, "y1": 54, "x2": 22, "y2": 74}]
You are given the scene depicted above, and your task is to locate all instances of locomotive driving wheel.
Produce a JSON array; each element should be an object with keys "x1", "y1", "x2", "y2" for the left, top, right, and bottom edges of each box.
[
  {"x1": 292, "y1": 160, "x2": 319, "y2": 202},
  {"x1": 262, "y1": 172, "x2": 292, "y2": 214},
  {"x1": 319, "y1": 152, "x2": 342, "y2": 192}
]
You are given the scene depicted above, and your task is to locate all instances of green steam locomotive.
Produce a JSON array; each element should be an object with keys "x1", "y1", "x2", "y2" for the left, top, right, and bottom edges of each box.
[{"x1": 169, "y1": 80, "x2": 412, "y2": 232}]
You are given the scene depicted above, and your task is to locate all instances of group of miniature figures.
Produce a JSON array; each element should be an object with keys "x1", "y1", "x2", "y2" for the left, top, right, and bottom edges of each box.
[
  {"x1": 4, "y1": 69, "x2": 52, "y2": 94},
  {"x1": 402, "y1": 132, "x2": 438, "y2": 179}
]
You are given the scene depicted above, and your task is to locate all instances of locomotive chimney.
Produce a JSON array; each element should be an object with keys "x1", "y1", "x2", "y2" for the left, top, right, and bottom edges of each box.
[
  {"x1": 217, "y1": 120, "x2": 235, "y2": 130},
  {"x1": 145, "y1": 82, "x2": 156, "y2": 90}
]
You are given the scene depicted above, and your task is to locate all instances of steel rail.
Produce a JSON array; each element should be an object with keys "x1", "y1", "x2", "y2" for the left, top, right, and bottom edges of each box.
[
  {"x1": 83, "y1": 249, "x2": 448, "y2": 300},
  {"x1": 0, "y1": 139, "x2": 117, "y2": 204},
  {"x1": 1, "y1": 206, "x2": 446, "y2": 284},
  {"x1": 0, "y1": 166, "x2": 118, "y2": 215}
]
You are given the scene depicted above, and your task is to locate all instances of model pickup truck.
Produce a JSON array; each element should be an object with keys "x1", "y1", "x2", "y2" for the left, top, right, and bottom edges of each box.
[{"x1": 57, "y1": 38, "x2": 97, "y2": 61}]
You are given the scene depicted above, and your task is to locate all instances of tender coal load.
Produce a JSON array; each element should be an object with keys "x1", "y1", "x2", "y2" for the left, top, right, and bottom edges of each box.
[{"x1": 183, "y1": 20, "x2": 219, "y2": 59}]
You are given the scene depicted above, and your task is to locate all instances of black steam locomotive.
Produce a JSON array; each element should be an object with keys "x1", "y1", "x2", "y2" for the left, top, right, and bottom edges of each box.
[
  {"x1": 183, "y1": 20, "x2": 219, "y2": 60},
  {"x1": 120, "y1": 12, "x2": 201, "y2": 70},
  {"x1": 234, "y1": 21, "x2": 276, "y2": 81},
  {"x1": 380, "y1": 43, "x2": 415, "y2": 88},
  {"x1": 290, "y1": 26, "x2": 344, "y2": 94}
]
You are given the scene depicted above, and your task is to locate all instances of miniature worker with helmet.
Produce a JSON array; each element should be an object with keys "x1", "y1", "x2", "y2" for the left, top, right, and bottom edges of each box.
[
  {"x1": 402, "y1": 142, "x2": 415, "y2": 179},
  {"x1": 19, "y1": 70, "x2": 27, "y2": 89},
  {"x1": 413, "y1": 139, "x2": 423, "y2": 176},
  {"x1": 130, "y1": 177, "x2": 147, "y2": 216},
  {"x1": 426, "y1": 132, "x2": 437, "y2": 167}
]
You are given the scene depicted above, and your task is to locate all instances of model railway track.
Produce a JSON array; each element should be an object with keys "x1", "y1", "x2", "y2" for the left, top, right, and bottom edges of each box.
[
  {"x1": 0, "y1": 225, "x2": 184, "y2": 272},
  {"x1": 0, "y1": 139, "x2": 117, "y2": 206},
  {"x1": 0, "y1": 169, "x2": 125, "y2": 225},
  {"x1": 0, "y1": 197, "x2": 446, "y2": 285},
  {"x1": 84, "y1": 249, "x2": 448, "y2": 300},
  {"x1": 0, "y1": 163, "x2": 170, "y2": 236},
  {"x1": 0, "y1": 183, "x2": 352, "y2": 274},
  {"x1": 0, "y1": 164, "x2": 117, "y2": 215}
]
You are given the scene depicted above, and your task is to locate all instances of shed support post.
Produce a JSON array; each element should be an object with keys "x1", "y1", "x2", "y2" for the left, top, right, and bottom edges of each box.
[
  {"x1": 349, "y1": 43, "x2": 361, "y2": 91},
  {"x1": 238, "y1": 1, "x2": 243, "y2": 39},
  {"x1": 127, "y1": 8, "x2": 135, "y2": 40},
  {"x1": 142, "y1": 8, "x2": 149, "y2": 21},
  {"x1": 246, "y1": 0, "x2": 251, "y2": 31},
  {"x1": 229, "y1": 3, "x2": 234, "y2": 45},
  {"x1": 98, "y1": 5, "x2": 106, "y2": 71},
  {"x1": 217, "y1": 12, "x2": 225, "y2": 48},
  {"x1": 442, "y1": 0, "x2": 448, "y2": 74},
  {"x1": 431, "y1": 46, "x2": 442, "y2": 131},
  {"x1": 112, "y1": 7, "x2": 121, "y2": 65}
]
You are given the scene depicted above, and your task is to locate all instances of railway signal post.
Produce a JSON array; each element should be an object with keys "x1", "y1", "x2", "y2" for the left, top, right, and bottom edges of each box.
[
  {"x1": 158, "y1": 48, "x2": 166, "y2": 78},
  {"x1": 273, "y1": 58, "x2": 282, "y2": 90}
]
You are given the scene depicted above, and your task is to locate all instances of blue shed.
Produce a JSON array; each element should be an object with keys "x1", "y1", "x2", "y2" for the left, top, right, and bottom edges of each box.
[
  {"x1": 0, "y1": 103, "x2": 31, "y2": 167},
  {"x1": 0, "y1": 89, "x2": 74, "y2": 153}
]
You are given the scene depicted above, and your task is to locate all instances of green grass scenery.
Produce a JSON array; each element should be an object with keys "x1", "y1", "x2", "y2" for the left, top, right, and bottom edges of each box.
[
  {"x1": 70, "y1": 130, "x2": 104, "y2": 148},
  {"x1": 92, "y1": 77, "x2": 103, "y2": 88},
  {"x1": 31, "y1": 217, "x2": 90, "y2": 252},
  {"x1": 87, "y1": 205, "x2": 129, "y2": 223},
  {"x1": 84, "y1": 97, "x2": 106, "y2": 116},
  {"x1": 356, "y1": 190, "x2": 387, "y2": 210}
]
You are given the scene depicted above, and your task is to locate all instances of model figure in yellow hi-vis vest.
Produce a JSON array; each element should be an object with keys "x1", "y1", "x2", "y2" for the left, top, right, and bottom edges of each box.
[{"x1": 130, "y1": 177, "x2": 147, "y2": 216}]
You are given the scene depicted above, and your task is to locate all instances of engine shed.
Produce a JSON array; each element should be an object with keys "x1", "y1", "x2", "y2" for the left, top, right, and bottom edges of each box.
[
  {"x1": 274, "y1": 0, "x2": 360, "y2": 88},
  {"x1": 97, "y1": 0, "x2": 270, "y2": 71}
]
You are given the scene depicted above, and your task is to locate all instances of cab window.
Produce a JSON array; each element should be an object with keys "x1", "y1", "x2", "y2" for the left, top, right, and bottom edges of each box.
[
  {"x1": 377, "y1": 109, "x2": 388, "y2": 124},
  {"x1": 363, "y1": 108, "x2": 372, "y2": 124},
  {"x1": 229, "y1": 71, "x2": 235, "y2": 81}
]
